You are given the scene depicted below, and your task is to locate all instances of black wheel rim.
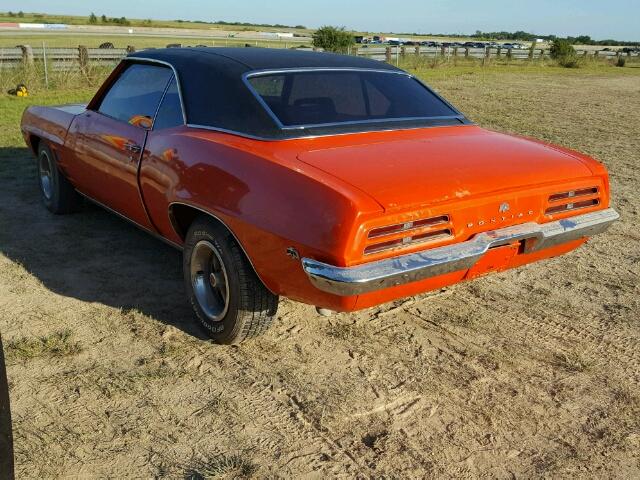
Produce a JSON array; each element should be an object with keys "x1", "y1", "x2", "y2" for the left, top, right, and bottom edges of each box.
[{"x1": 190, "y1": 240, "x2": 230, "y2": 322}]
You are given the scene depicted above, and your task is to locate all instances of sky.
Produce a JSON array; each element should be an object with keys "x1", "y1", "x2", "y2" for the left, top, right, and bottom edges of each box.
[{"x1": 9, "y1": 0, "x2": 640, "y2": 41}]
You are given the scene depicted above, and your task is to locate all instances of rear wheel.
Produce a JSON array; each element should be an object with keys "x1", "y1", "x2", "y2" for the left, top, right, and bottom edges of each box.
[
  {"x1": 37, "y1": 142, "x2": 81, "y2": 214},
  {"x1": 183, "y1": 217, "x2": 279, "y2": 344}
]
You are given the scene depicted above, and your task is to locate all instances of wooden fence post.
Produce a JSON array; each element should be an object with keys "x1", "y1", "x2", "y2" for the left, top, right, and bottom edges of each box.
[
  {"x1": 583, "y1": 50, "x2": 588, "y2": 58},
  {"x1": 352, "y1": 46, "x2": 358, "y2": 56},
  {"x1": 78, "y1": 45, "x2": 89, "y2": 70},
  {"x1": 126, "y1": 45, "x2": 136, "y2": 54},
  {"x1": 465, "y1": 47, "x2": 470, "y2": 58},
  {"x1": 452, "y1": 46, "x2": 458, "y2": 57},
  {"x1": 414, "y1": 45, "x2": 420, "y2": 57},
  {"x1": 18, "y1": 45, "x2": 34, "y2": 66},
  {"x1": 385, "y1": 47, "x2": 392, "y2": 63},
  {"x1": 440, "y1": 45, "x2": 446, "y2": 57},
  {"x1": 485, "y1": 47, "x2": 491, "y2": 59},
  {"x1": 506, "y1": 48, "x2": 512, "y2": 59},
  {"x1": 594, "y1": 50, "x2": 599, "y2": 58},
  {"x1": 400, "y1": 46, "x2": 406, "y2": 57},
  {"x1": 496, "y1": 47, "x2": 502, "y2": 58},
  {"x1": 540, "y1": 49, "x2": 545, "y2": 59}
]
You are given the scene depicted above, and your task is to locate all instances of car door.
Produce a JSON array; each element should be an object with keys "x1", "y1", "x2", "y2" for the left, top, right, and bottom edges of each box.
[
  {"x1": 138, "y1": 76, "x2": 189, "y2": 240},
  {"x1": 69, "y1": 62, "x2": 174, "y2": 228}
]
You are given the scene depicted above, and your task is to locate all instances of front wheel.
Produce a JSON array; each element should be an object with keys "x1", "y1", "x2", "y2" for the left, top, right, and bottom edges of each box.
[{"x1": 183, "y1": 217, "x2": 279, "y2": 344}]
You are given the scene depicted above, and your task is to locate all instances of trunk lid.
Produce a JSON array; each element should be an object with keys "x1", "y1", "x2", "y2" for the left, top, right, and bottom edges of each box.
[{"x1": 297, "y1": 126, "x2": 593, "y2": 211}]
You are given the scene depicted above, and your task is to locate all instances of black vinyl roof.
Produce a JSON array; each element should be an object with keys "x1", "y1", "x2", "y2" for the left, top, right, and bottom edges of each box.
[
  {"x1": 126, "y1": 48, "x2": 464, "y2": 139},
  {"x1": 130, "y1": 47, "x2": 400, "y2": 74}
]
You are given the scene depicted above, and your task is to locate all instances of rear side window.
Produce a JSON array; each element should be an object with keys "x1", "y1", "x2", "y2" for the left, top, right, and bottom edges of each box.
[
  {"x1": 154, "y1": 77, "x2": 183, "y2": 130},
  {"x1": 98, "y1": 63, "x2": 173, "y2": 127},
  {"x1": 247, "y1": 70, "x2": 457, "y2": 128}
]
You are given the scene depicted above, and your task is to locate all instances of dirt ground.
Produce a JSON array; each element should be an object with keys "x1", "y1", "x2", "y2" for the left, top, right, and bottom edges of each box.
[{"x1": 1, "y1": 69, "x2": 639, "y2": 478}]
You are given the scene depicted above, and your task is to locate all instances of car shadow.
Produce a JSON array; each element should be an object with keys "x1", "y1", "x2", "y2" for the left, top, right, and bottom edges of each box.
[
  {"x1": 0, "y1": 147, "x2": 208, "y2": 340},
  {"x1": 0, "y1": 334, "x2": 15, "y2": 480}
]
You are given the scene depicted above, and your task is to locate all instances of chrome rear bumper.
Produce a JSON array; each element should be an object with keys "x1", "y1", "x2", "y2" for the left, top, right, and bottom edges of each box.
[{"x1": 302, "y1": 208, "x2": 619, "y2": 296}]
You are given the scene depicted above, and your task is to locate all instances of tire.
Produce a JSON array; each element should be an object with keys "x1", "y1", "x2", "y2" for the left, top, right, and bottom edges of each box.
[
  {"x1": 183, "y1": 217, "x2": 279, "y2": 344},
  {"x1": 36, "y1": 142, "x2": 81, "y2": 214}
]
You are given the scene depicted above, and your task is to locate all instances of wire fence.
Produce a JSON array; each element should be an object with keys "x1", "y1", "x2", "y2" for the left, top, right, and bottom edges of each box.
[
  {"x1": 3, "y1": 43, "x2": 638, "y2": 71},
  {"x1": 1, "y1": 43, "x2": 638, "y2": 92}
]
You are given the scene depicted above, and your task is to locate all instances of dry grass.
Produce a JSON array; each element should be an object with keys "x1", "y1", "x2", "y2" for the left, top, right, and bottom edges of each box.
[
  {"x1": 5, "y1": 330, "x2": 81, "y2": 361},
  {"x1": 0, "y1": 65, "x2": 639, "y2": 477},
  {"x1": 185, "y1": 454, "x2": 258, "y2": 480}
]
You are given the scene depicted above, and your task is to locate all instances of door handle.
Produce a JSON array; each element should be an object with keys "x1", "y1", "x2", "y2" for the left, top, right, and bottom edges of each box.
[{"x1": 124, "y1": 143, "x2": 142, "y2": 154}]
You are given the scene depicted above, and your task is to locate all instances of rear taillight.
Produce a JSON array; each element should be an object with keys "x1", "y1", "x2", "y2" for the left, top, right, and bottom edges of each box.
[
  {"x1": 364, "y1": 215, "x2": 453, "y2": 255},
  {"x1": 545, "y1": 187, "x2": 600, "y2": 215}
]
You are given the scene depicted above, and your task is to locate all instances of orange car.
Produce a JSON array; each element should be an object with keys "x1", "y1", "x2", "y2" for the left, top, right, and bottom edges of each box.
[{"x1": 20, "y1": 48, "x2": 618, "y2": 344}]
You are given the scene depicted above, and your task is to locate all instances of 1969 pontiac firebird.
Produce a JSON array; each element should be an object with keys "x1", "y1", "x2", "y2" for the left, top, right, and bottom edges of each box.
[{"x1": 21, "y1": 48, "x2": 619, "y2": 344}]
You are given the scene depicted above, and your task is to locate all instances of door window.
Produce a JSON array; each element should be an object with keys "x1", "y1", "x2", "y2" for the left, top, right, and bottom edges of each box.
[
  {"x1": 153, "y1": 77, "x2": 184, "y2": 130},
  {"x1": 98, "y1": 63, "x2": 173, "y2": 128}
]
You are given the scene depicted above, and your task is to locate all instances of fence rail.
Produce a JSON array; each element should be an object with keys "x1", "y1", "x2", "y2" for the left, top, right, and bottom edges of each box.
[
  {"x1": 355, "y1": 45, "x2": 640, "y2": 62},
  {"x1": 1, "y1": 44, "x2": 638, "y2": 71}
]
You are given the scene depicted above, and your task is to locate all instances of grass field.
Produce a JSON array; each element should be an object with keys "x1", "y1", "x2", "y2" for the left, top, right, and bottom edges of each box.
[
  {"x1": 0, "y1": 32, "x2": 307, "y2": 49},
  {"x1": 1, "y1": 64, "x2": 639, "y2": 477}
]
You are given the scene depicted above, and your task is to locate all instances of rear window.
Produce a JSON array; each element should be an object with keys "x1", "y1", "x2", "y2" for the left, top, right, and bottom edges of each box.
[{"x1": 247, "y1": 70, "x2": 457, "y2": 128}]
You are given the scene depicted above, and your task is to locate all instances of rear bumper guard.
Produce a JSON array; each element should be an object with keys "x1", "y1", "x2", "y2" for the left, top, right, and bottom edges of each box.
[{"x1": 302, "y1": 208, "x2": 619, "y2": 296}]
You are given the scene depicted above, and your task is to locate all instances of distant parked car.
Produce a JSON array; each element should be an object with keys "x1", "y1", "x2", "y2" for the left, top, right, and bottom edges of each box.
[
  {"x1": 166, "y1": 43, "x2": 182, "y2": 48},
  {"x1": 99, "y1": 42, "x2": 115, "y2": 49}
]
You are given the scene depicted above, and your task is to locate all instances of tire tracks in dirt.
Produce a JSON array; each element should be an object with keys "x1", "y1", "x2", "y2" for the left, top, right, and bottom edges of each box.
[
  {"x1": 511, "y1": 312, "x2": 640, "y2": 384},
  {"x1": 212, "y1": 346, "x2": 373, "y2": 477}
]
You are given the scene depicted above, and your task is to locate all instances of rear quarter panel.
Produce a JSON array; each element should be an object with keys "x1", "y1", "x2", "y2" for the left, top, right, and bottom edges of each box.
[{"x1": 139, "y1": 127, "x2": 383, "y2": 310}]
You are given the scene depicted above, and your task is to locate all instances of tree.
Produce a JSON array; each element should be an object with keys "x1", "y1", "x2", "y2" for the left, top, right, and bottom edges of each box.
[
  {"x1": 550, "y1": 38, "x2": 576, "y2": 59},
  {"x1": 312, "y1": 26, "x2": 355, "y2": 53},
  {"x1": 89, "y1": 12, "x2": 97, "y2": 24},
  {"x1": 101, "y1": 14, "x2": 107, "y2": 23},
  {"x1": 550, "y1": 38, "x2": 579, "y2": 67},
  {"x1": 17, "y1": 11, "x2": 24, "y2": 17},
  {"x1": 572, "y1": 35, "x2": 593, "y2": 45}
]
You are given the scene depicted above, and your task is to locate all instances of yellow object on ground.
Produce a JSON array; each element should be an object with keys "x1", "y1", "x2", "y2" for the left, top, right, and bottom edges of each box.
[{"x1": 7, "y1": 84, "x2": 28, "y2": 97}]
